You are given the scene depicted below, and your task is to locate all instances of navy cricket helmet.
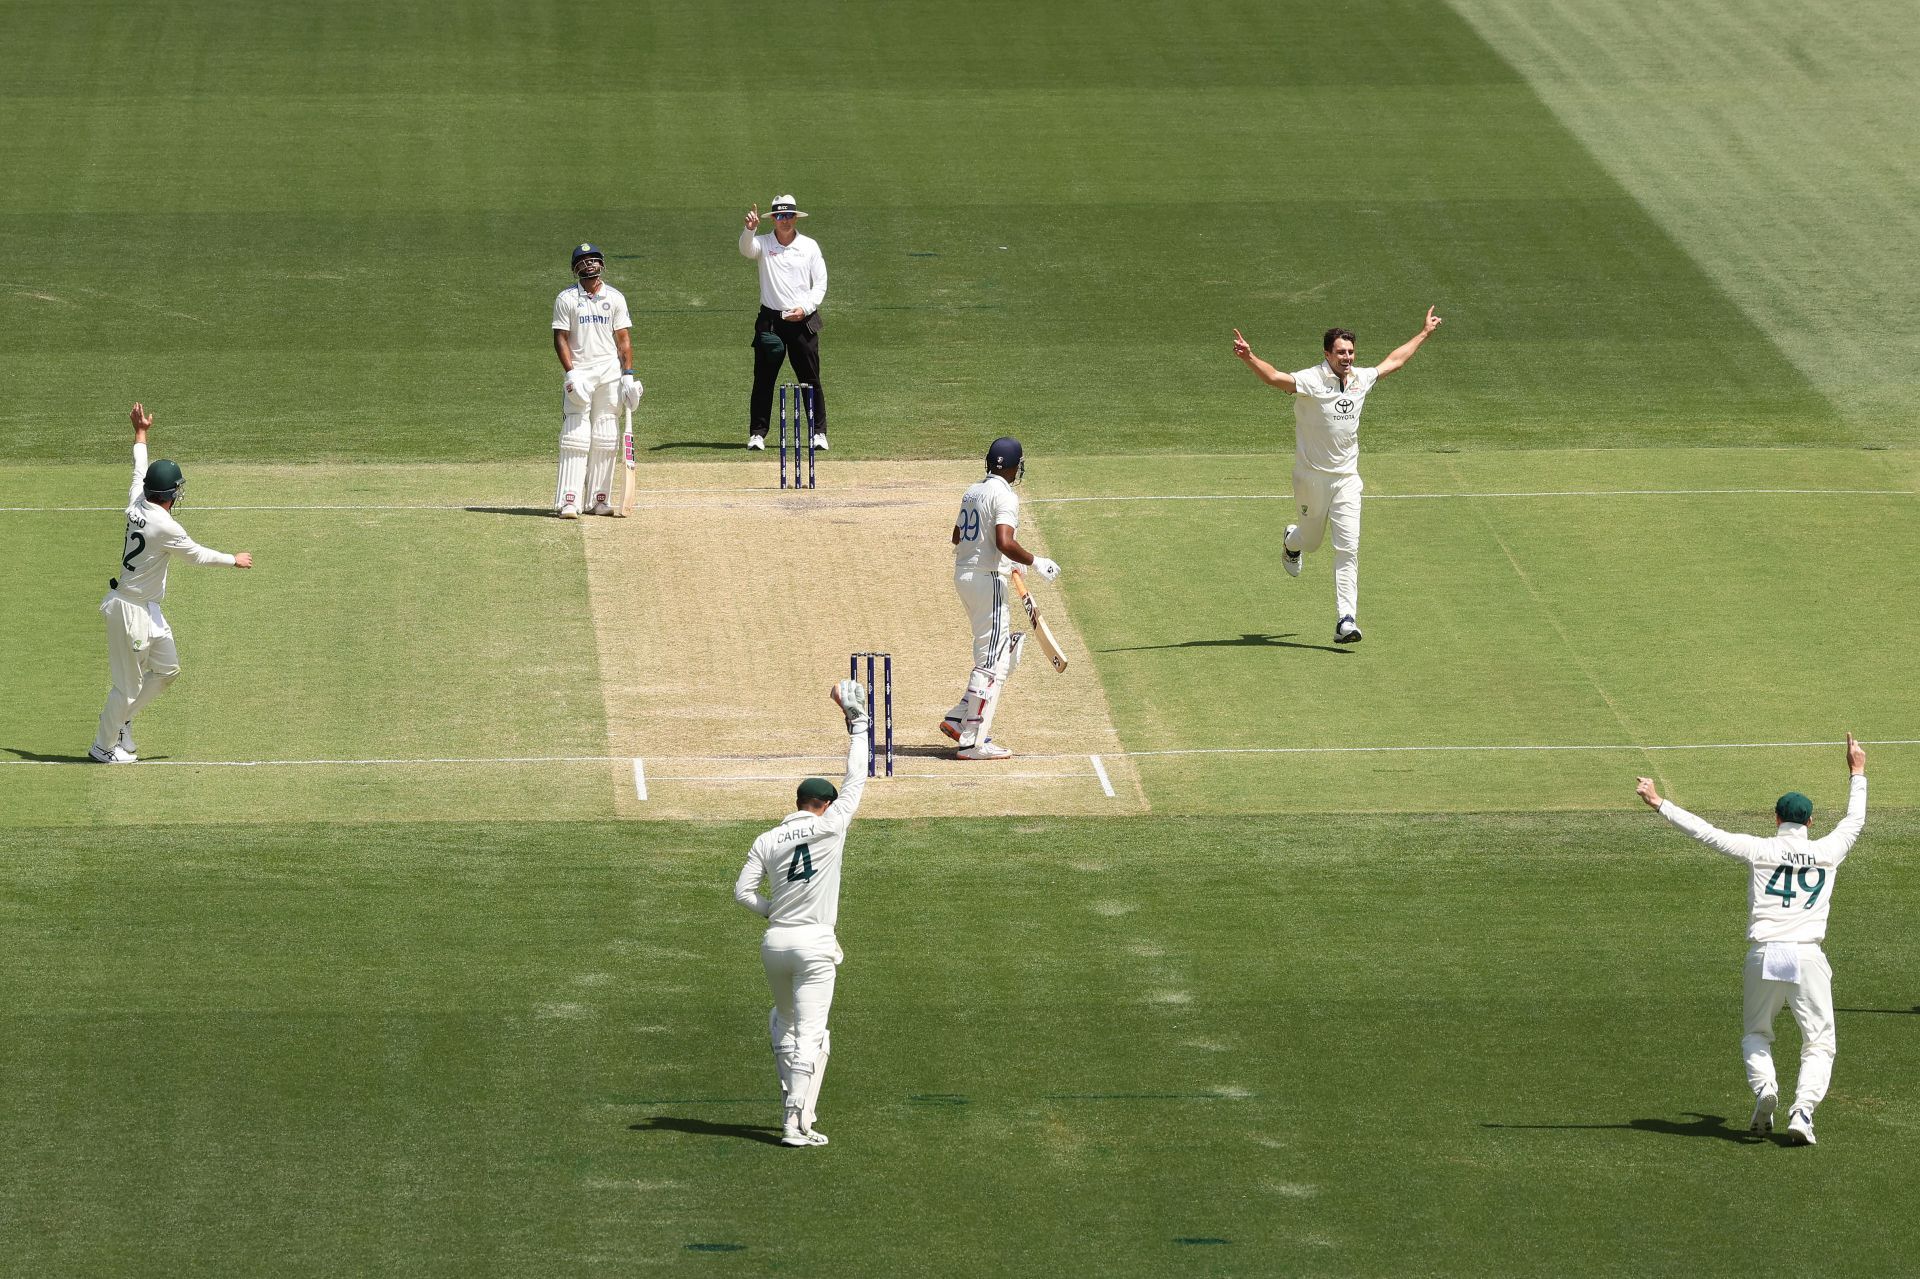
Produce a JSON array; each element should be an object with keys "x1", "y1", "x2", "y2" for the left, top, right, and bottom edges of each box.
[
  {"x1": 570, "y1": 242, "x2": 604, "y2": 278},
  {"x1": 987, "y1": 436, "x2": 1024, "y2": 481}
]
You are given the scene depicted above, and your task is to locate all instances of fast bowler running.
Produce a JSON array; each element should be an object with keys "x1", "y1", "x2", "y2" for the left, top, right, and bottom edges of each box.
[
  {"x1": 551, "y1": 242, "x2": 641, "y2": 517},
  {"x1": 943, "y1": 437, "x2": 1059, "y2": 760},
  {"x1": 91, "y1": 403, "x2": 253, "y2": 763},
  {"x1": 1230, "y1": 308, "x2": 1442, "y2": 643},
  {"x1": 1635, "y1": 734, "x2": 1869, "y2": 1147},
  {"x1": 733, "y1": 680, "x2": 871, "y2": 1147}
]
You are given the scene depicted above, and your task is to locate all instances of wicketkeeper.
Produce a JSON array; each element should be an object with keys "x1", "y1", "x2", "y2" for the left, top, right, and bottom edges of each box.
[
  {"x1": 1636, "y1": 734, "x2": 1869, "y2": 1146},
  {"x1": 733, "y1": 680, "x2": 871, "y2": 1147},
  {"x1": 551, "y1": 242, "x2": 641, "y2": 517},
  {"x1": 91, "y1": 403, "x2": 253, "y2": 764}
]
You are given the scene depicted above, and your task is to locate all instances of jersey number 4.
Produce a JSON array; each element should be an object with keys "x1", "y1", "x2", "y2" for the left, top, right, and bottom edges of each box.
[
  {"x1": 1764, "y1": 865, "x2": 1826, "y2": 908},
  {"x1": 785, "y1": 844, "x2": 815, "y2": 882}
]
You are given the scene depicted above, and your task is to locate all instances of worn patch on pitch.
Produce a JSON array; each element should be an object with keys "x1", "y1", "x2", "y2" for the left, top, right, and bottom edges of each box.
[{"x1": 583, "y1": 461, "x2": 1145, "y2": 818}]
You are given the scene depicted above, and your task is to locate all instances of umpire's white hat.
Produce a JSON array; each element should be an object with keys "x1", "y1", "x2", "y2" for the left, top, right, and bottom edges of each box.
[{"x1": 768, "y1": 194, "x2": 809, "y2": 218}]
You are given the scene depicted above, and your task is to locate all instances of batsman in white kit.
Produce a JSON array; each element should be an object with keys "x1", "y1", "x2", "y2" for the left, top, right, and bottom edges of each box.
[
  {"x1": 551, "y1": 242, "x2": 642, "y2": 517},
  {"x1": 1230, "y1": 309, "x2": 1442, "y2": 643},
  {"x1": 941, "y1": 437, "x2": 1060, "y2": 760},
  {"x1": 733, "y1": 680, "x2": 872, "y2": 1147},
  {"x1": 90, "y1": 403, "x2": 253, "y2": 764},
  {"x1": 1636, "y1": 733, "x2": 1869, "y2": 1146}
]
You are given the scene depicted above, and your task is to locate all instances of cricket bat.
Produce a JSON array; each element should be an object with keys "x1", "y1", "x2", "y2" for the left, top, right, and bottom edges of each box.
[
  {"x1": 1009, "y1": 568, "x2": 1068, "y2": 673},
  {"x1": 616, "y1": 405, "x2": 636, "y2": 517}
]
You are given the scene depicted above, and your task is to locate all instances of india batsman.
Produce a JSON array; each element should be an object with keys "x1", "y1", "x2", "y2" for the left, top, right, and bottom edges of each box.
[{"x1": 551, "y1": 243, "x2": 641, "y2": 517}]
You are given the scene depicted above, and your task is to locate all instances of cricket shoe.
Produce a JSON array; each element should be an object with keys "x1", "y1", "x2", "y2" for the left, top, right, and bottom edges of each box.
[
  {"x1": 939, "y1": 716, "x2": 977, "y2": 749},
  {"x1": 1785, "y1": 1108, "x2": 1817, "y2": 1146},
  {"x1": 1334, "y1": 615, "x2": 1363, "y2": 644},
  {"x1": 590, "y1": 495, "x2": 613, "y2": 516},
  {"x1": 88, "y1": 744, "x2": 137, "y2": 765},
  {"x1": 557, "y1": 502, "x2": 580, "y2": 520},
  {"x1": 746, "y1": 434, "x2": 766, "y2": 451},
  {"x1": 811, "y1": 433, "x2": 829, "y2": 451},
  {"x1": 1282, "y1": 525, "x2": 1302, "y2": 577},
  {"x1": 1749, "y1": 1086, "x2": 1778, "y2": 1135},
  {"x1": 957, "y1": 739, "x2": 1013, "y2": 761},
  {"x1": 117, "y1": 723, "x2": 137, "y2": 757},
  {"x1": 800, "y1": 1126, "x2": 828, "y2": 1146}
]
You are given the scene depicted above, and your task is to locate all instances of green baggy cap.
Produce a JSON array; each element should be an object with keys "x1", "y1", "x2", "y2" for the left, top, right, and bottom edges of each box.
[
  {"x1": 1775, "y1": 791, "x2": 1813, "y2": 825},
  {"x1": 797, "y1": 777, "x2": 838, "y2": 806}
]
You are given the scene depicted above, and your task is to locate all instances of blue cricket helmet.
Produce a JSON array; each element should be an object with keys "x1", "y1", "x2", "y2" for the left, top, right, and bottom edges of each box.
[
  {"x1": 570, "y1": 242, "x2": 604, "y2": 277},
  {"x1": 987, "y1": 436, "x2": 1024, "y2": 480}
]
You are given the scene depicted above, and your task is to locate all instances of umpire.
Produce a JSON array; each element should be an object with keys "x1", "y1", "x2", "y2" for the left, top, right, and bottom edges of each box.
[{"x1": 739, "y1": 194, "x2": 830, "y2": 450}]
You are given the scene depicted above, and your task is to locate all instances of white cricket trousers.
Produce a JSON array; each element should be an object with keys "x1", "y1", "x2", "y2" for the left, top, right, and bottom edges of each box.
[
  {"x1": 94, "y1": 593, "x2": 180, "y2": 753},
  {"x1": 555, "y1": 371, "x2": 622, "y2": 511},
  {"x1": 1287, "y1": 469, "x2": 1363, "y2": 621},
  {"x1": 949, "y1": 569, "x2": 1016, "y2": 738},
  {"x1": 1741, "y1": 942, "x2": 1835, "y2": 1115},
  {"x1": 762, "y1": 924, "x2": 842, "y2": 1119}
]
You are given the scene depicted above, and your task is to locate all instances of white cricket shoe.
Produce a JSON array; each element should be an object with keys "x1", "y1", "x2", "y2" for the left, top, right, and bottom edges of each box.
[
  {"x1": 557, "y1": 502, "x2": 580, "y2": 520},
  {"x1": 1786, "y1": 1108, "x2": 1817, "y2": 1146},
  {"x1": 939, "y1": 717, "x2": 977, "y2": 749},
  {"x1": 801, "y1": 1126, "x2": 828, "y2": 1146},
  {"x1": 117, "y1": 723, "x2": 137, "y2": 757},
  {"x1": 746, "y1": 434, "x2": 766, "y2": 451},
  {"x1": 1335, "y1": 614, "x2": 1363, "y2": 644},
  {"x1": 957, "y1": 740, "x2": 1013, "y2": 761},
  {"x1": 590, "y1": 495, "x2": 613, "y2": 516},
  {"x1": 1749, "y1": 1086, "x2": 1778, "y2": 1134},
  {"x1": 781, "y1": 1109, "x2": 814, "y2": 1148},
  {"x1": 88, "y1": 744, "x2": 137, "y2": 765},
  {"x1": 811, "y1": 432, "x2": 829, "y2": 451},
  {"x1": 1282, "y1": 525, "x2": 1302, "y2": 577}
]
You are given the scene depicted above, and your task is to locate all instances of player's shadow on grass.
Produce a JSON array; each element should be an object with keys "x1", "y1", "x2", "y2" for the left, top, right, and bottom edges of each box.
[
  {"x1": 1101, "y1": 633, "x2": 1354, "y2": 657},
  {"x1": 630, "y1": 1116, "x2": 784, "y2": 1145},
  {"x1": 2, "y1": 746, "x2": 96, "y2": 764},
  {"x1": 1838, "y1": 1006, "x2": 1920, "y2": 1015},
  {"x1": 463, "y1": 506, "x2": 556, "y2": 519},
  {"x1": 1483, "y1": 1114, "x2": 1764, "y2": 1145},
  {"x1": 649, "y1": 440, "x2": 749, "y2": 451}
]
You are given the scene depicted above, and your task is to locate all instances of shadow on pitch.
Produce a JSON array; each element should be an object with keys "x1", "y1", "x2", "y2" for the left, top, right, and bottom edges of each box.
[
  {"x1": 1838, "y1": 1006, "x2": 1920, "y2": 1015},
  {"x1": 2, "y1": 746, "x2": 97, "y2": 764},
  {"x1": 649, "y1": 440, "x2": 748, "y2": 452},
  {"x1": 1101, "y1": 633, "x2": 1354, "y2": 657},
  {"x1": 1483, "y1": 1114, "x2": 1767, "y2": 1145},
  {"x1": 631, "y1": 1115, "x2": 784, "y2": 1145},
  {"x1": 463, "y1": 506, "x2": 557, "y2": 519}
]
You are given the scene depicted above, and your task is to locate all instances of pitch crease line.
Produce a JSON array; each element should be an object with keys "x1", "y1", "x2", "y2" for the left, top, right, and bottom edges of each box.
[
  {"x1": 632, "y1": 757, "x2": 647, "y2": 802},
  {"x1": 1090, "y1": 754, "x2": 1116, "y2": 797}
]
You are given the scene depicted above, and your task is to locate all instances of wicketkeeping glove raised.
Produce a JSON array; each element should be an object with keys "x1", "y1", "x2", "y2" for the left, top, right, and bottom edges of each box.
[{"x1": 833, "y1": 678, "x2": 870, "y2": 734}]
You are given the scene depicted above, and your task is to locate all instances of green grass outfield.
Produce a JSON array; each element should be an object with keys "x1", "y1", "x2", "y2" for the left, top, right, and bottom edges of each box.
[{"x1": 4, "y1": 0, "x2": 1919, "y2": 1274}]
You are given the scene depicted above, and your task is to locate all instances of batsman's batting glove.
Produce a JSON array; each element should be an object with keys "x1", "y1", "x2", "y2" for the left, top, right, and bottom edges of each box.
[
  {"x1": 564, "y1": 369, "x2": 593, "y2": 408},
  {"x1": 1032, "y1": 556, "x2": 1061, "y2": 583},
  {"x1": 621, "y1": 372, "x2": 643, "y2": 409},
  {"x1": 834, "y1": 678, "x2": 869, "y2": 733}
]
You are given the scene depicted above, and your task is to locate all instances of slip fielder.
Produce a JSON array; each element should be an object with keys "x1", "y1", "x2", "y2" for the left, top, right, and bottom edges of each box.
[
  {"x1": 733, "y1": 680, "x2": 871, "y2": 1147},
  {"x1": 942, "y1": 437, "x2": 1059, "y2": 760},
  {"x1": 1635, "y1": 733, "x2": 1869, "y2": 1146},
  {"x1": 1231, "y1": 309, "x2": 1442, "y2": 643},
  {"x1": 551, "y1": 243, "x2": 641, "y2": 517},
  {"x1": 90, "y1": 403, "x2": 253, "y2": 764}
]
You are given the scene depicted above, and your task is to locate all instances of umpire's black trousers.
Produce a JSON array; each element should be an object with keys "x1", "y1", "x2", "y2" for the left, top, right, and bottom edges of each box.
[{"x1": 749, "y1": 305, "x2": 826, "y2": 438}]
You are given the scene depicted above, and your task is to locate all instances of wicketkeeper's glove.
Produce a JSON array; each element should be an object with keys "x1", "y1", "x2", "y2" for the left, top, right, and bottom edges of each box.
[{"x1": 833, "y1": 678, "x2": 869, "y2": 735}]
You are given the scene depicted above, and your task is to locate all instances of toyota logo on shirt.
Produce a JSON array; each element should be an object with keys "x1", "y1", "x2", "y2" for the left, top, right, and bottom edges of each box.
[{"x1": 1334, "y1": 397, "x2": 1355, "y2": 414}]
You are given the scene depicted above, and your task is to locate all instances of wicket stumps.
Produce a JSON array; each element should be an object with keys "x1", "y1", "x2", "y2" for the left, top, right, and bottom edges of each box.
[
  {"x1": 849, "y1": 651, "x2": 894, "y2": 777},
  {"x1": 779, "y1": 382, "x2": 818, "y2": 489}
]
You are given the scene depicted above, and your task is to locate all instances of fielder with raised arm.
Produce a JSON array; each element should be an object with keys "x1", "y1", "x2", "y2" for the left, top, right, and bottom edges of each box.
[
  {"x1": 90, "y1": 403, "x2": 253, "y2": 764},
  {"x1": 551, "y1": 243, "x2": 641, "y2": 517},
  {"x1": 942, "y1": 437, "x2": 1059, "y2": 760},
  {"x1": 1231, "y1": 309, "x2": 1441, "y2": 643},
  {"x1": 733, "y1": 680, "x2": 871, "y2": 1147},
  {"x1": 1635, "y1": 734, "x2": 1869, "y2": 1146}
]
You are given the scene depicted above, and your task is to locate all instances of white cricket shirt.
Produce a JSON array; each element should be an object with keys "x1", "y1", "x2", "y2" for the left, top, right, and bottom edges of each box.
[
  {"x1": 953, "y1": 475, "x2": 1019, "y2": 576},
  {"x1": 112, "y1": 442, "x2": 235, "y2": 605},
  {"x1": 739, "y1": 228, "x2": 828, "y2": 314},
  {"x1": 552, "y1": 281, "x2": 631, "y2": 378},
  {"x1": 734, "y1": 731, "x2": 870, "y2": 930},
  {"x1": 1658, "y1": 775, "x2": 1867, "y2": 943},
  {"x1": 1288, "y1": 361, "x2": 1380, "y2": 476}
]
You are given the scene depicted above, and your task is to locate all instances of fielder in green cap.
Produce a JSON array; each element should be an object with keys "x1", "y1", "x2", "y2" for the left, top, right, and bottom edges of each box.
[
  {"x1": 733, "y1": 677, "x2": 872, "y2": 1147},
  {"x1": 90, "y1": 402, "x2": 254, "y2": 764},
  {"x1": 1635, "y1": 733, "x2": 1869, "y2": 1147}
]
